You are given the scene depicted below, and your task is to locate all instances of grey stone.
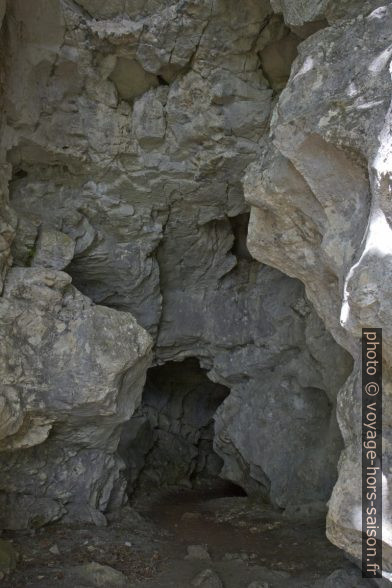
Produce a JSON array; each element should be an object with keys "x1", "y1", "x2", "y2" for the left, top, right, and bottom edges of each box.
[
  {"x1": 11, "y1": 213, "x2": 40, "y2": 267},
  {"x1": 0, "y1": 267, "x2": 152, "y2": 528},
  {"x1": 192, "y1": 568, "x2": 224, "y2": 588},
  {"x1": 270, "y1": 0, "x2": 386, "y2": 25},
  {"x1": 321, "y1": 565, "x2": 389, "y2": 587},
  {"x1": 109, "y1": 58, "x2": 159, "y2": 101},
  {"x1": 223, "y1": 553, "x2": 249, "y2": 562},
  {"x1": 0, "y1": 491, "x2": 66, "y2": 530},
  {"x1": 0, "y1": 0, "x2": 351, "y2": 530},
  {"x1": 186, "y1": 544, "x2": 211, "y2": 561},
  {"x1": 30, "y1": 227, "x2": 75, "y2": 270},
  {"x1": 0, "y1": 2, "x2": 388, "y2": 580},
  {"x1": 70, "y1": 561, "x2": 129, "y2": 587},
  {"x1": 245, "y1": 2, "x2": 392, "y2": 569}
]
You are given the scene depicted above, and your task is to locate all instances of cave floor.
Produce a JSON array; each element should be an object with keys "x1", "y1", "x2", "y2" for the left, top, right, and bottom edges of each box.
[{"x1": 4, "y1": 484, "x2": 354, "y2": 587}]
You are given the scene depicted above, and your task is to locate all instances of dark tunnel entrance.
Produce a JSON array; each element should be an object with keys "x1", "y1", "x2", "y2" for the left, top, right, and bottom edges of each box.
[{"x1": 119, "y1": 358, "x2": 245, "y2": 500}]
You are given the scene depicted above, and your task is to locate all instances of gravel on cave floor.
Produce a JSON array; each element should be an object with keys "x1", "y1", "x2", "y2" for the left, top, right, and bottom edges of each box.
[{"x1": 2, "y1": 484, "x2": 354, "y2": 588}]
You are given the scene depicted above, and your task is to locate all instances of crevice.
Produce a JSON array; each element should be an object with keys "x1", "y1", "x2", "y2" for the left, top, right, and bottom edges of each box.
[
  {"x1": 229, "y1": 212, "x2": 253, "y2": 262},
  {"x1": 157, "y1": 74, "x2": 169, "y2": 86}
]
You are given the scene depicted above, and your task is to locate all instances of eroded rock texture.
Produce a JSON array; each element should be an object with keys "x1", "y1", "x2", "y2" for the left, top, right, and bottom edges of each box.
[
  {"x1": 0, "y1": 266, "x2": 152, "y2": 528},
  {"x1": 0, "y1": 0, "x2": 388, "y2": 577},
  {"x1": 246, "y1": 1, "x2": 392, "y2": 574}
]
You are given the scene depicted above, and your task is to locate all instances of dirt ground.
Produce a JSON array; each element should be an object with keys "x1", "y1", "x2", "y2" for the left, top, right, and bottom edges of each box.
[{"x1": 1, "y1": 483, "x2": 360, "y2": 587}]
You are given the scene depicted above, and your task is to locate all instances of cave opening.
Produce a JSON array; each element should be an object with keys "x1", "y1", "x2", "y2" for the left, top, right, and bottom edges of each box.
[{"x1": 119, "y1": 358, "x2": 245, "y2": 501}]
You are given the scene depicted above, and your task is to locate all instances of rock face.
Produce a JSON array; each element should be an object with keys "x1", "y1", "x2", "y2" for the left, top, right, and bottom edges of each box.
[
  {"x1": 0, "y1": 0, "x2": 388, "y2": 578},
  {"x1": 0, "y1": 266, "x2": 152, "y2": 528},
  {"x1": 0, "y1": 0, "x2": 353, "y2": 526},
  {"x1": 245, "y1": 0, "x2": 392, "y2": 574}
]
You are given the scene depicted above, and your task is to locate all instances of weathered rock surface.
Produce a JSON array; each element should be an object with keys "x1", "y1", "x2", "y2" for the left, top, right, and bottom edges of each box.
[
  {"x1": 245, "y1": 0, "x2": 392, "y2": 574},
  {"x1": 210, "y1": 269, "x2": 351, "y2": 507},
  {"x1": 0, "y1": 0, "x2": 354, "y2": 530},
  {"x1": 68, "y1": 561, "x2": 130, "y2": 587},
  {"x1": 0, "y1": 267, "x2": 152, "y2": 528},
  {"x1": 0, "y1": 0, "x2": 389, "y2": 581},
  {"x1": 271, "y1": 0, "x2": 388, "y2": 25},
  {"x1": 191, "y1": 568, "x2": 224, "y2": 588}
]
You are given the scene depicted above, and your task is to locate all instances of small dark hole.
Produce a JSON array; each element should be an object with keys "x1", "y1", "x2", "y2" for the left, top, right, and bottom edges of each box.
[
  {"x1": 157, "y1": 75, "x2": 169, "y2": 86},
  {"x1": 14, "y1": 169, "x2": 27, "y2": 179},
  {"x1": 229, "y1": 213, "x2": 253, "y2": 261}
]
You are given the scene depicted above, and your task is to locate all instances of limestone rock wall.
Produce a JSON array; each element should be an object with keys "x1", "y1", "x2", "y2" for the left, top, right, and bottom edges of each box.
[
  {"x1": 0, "y1": 267, "x2": 152, "y2": 529},
  {"x1": 0, "y1": 0, "x2": 375, "y2": 575},
  {"x1": 0, "y1": 1, "x2": 154, "y2": 529},
  {"x1": 245, "y1": 0, "x2": 392, "y2": 573}
]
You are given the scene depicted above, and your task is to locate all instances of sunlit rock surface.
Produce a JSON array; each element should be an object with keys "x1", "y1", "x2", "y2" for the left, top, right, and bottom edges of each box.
[{"x1": 245, "y1": 2, "x2": 392, "y2": 572}]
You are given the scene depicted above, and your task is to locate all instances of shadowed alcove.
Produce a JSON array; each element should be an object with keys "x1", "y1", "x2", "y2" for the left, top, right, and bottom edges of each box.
[{"x1": 119, "y1": 358, "x2": 241, "y2": 499}]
